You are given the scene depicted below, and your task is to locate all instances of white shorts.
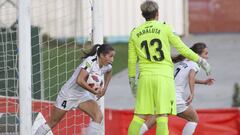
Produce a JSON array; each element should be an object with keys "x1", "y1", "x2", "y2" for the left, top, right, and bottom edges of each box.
[
  {"x1": 176, "y1": 92, "x2": 188, "y2": 114},
  {"x1": 55, "y1": 90, "x2": 96, "y2": 111},
  {"x1": 176, "y1": 103, "x2": 188, "y2": 114}
]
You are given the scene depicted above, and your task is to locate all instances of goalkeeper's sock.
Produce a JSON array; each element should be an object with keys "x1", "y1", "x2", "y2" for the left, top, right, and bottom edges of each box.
[
  {"x1": 128, "y1": 115, "x2": 145, "y2": 135},
  {"x1": 156, "y1": 117, "x2": 168, "y2": 135},
  {"x1": 86, "y1": 121, "x2": 101, "y2": 135},
  {"x1": 34, "y1": 123, "x2": 51, "y2": 135},
  {"x1": 182, "y1": 122, "x2": 197, "y2": 135},
  {"x1": 140, "y1": 123, "x2": 148, "y2": 134}
]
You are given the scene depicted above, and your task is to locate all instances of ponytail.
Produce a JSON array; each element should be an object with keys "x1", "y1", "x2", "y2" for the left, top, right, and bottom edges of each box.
[
  {"x1": 172, "y1": 42, "x2": 207, "y2": 63},
  {"x1": 82, "y1": 44, "x2": 114, "y2": 59},
  {"x1": 82, "y1": 44, "x2": 101, "y2": 59},
  {"x1": 172, "y1": 54, "x2": 185, "y2": 63}
]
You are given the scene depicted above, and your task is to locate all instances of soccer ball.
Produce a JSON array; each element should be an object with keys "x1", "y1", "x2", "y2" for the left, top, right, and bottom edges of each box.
[{"x1": 87, "y1": 73, "x2": 103, "y2": 90}]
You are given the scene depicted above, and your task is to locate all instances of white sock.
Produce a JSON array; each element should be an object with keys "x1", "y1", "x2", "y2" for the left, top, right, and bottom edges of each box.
[
  {"x1": 86, "y1": 121, "x2": 101, "y2": 135},
  {"x1": 140, "y1": 123, "x2": 148, "y2": 134},
  {"x1": 182, "y1": 122, "x2": 197, "y2": 135},
  {"x1": 34, "y1": 123, "x2": 51, "y2": 135}
]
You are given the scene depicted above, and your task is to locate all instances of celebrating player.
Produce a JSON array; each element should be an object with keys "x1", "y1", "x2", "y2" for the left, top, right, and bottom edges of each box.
[
  {"x1": 128, "y1": 1, "x2": 211, "y2": 135},
  {"x1": 35, "y1": 44, "x2": 115, "y2": 135}
]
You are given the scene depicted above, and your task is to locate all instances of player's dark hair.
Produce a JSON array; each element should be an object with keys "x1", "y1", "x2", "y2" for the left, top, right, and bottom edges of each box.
[
  {"x1": 172, "y1": 42, "x2": 207, "y2": 63},
  {"x1": 82, "y1": 44, "x2": 114, "y2": 59},
  {"x1": 141, "y1": 1, "x2": 159, "y2": 21}
]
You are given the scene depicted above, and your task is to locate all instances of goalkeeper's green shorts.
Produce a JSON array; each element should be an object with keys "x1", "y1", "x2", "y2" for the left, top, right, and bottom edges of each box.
[{"x1": 134, "y1": 74, "x2": 176, "y2": 115}]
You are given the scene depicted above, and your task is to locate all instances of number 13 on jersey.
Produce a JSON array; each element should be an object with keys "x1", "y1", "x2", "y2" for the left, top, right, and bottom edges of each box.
[{"x1": 141, "y1": 38, "x2": 164, "y2": 61}]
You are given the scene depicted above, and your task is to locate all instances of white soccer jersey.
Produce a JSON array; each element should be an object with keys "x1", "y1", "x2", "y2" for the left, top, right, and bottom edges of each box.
[
  {"x1": 59, "y1": 55, "x2": 112, "y2": 99},
  {"x1": 174, "y1": 60, "x2": 200, "y2": 105}
]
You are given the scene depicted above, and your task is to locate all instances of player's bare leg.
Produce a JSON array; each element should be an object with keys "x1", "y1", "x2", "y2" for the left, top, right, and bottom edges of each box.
[
  {"x1": 78, "y1": 100, "x2": 103, "y2": 123},
  {"x1": 145, "y1": 115, "x2": 157, "y2": 127},
  {"x1": 177, "y1": 105, "x2": 199, "y2": 135},
  {"x1": 47, "y1": 106, "x2": 67, "y2": 128},
  {"x1": 35, "y1": 106, "x2": 67, "y2": 135},
  {"x1": 140, "y1": 115, "x2": 157, "y2": 134},
  {"x1": 78, "y1": 100, "x2": 103, "y2": 135},
  {"x1": 137, "y1": 115, "x2": 167, "y2": 135}
]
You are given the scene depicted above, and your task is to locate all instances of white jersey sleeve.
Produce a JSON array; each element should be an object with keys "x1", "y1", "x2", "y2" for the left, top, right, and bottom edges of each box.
[
  {"x1": 81, "y1": 56, "x2": 112, "y2": 74},
  {"x1": 80, "y1": 56, "x2": 97, "y2": 73},
  {"x1": 174, "y1": 60, "x2": 200, "y2": 94},
  {"x1": 188, "y1": 61, "x2": 200, "y2": 73}
]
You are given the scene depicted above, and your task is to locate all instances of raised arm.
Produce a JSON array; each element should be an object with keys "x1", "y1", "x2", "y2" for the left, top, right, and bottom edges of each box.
[
  {"x1": 166, "y1": 25, "x2": 211, "y2": 75},
  {"x1": 166, "y1": 25, "x2": 199, "y2": 62}
]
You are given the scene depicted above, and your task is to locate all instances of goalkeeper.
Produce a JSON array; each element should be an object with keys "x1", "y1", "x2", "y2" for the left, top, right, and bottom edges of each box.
[
  {"x1": 128, "y1": 1, "x2": 211, "y2": 135},
  {"x1": 35, "y1": 44, "x2": 115, "y2": 135}
]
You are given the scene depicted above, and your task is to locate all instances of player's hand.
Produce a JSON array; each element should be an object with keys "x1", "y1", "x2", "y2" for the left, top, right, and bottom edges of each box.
[
  {"x1": 96, "y1": 87, "x2": 106, "y2": 100},
  {"x1": 129, "y1": 77, "x2": 137, "y2": 98},
  {"x1": 186, "y1": 94, "x2": 194, "y2": 105},
  {"x1": 204, "y1": 77, "x2": 215, "y2": 85},
  {"x1": 93, "y1": 86, "x2": 101, "y2": 95},
  {"x1": 198, "y1": 57, "x2": 211, "y2": 76}
]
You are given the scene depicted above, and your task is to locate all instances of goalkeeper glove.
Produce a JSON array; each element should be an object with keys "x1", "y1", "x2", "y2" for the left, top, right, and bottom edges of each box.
[
  {"x1": 129, "y1": 77, "x2": 138, "y2": 98},
  {"x1": 198, "y1": 57, "x2": 211, "y2": 76}
]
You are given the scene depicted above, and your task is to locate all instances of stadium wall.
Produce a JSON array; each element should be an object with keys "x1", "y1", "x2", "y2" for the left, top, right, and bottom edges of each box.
[
  {"x1": 189, "y1": 0, "x2": 240, "y2": 33},
  {"x1": 105, "y1": 108, "x2": 240, "y2": 135},
  {"x1": 1, "y1": 97, "x2": 239, "y2": 134}
]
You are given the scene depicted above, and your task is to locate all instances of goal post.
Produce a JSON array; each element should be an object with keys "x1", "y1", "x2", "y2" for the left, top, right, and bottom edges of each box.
[
  {"x1": 92, "y1": 0, "x2": 104, "y2": 134},
  {"x1": 0, "y1": 0, "x2": 104, "y2": 134},
  {"x1": 18, "y1": 0, "x2": 32, "y2": 134}
]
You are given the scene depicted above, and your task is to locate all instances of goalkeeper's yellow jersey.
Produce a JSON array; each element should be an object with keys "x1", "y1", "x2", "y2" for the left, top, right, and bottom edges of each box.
[{"x1": 128, "y1": 20, "x2": 199, "y2": 78}]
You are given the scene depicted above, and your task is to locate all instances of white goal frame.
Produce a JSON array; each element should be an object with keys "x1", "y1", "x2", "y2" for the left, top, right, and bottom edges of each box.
[
  {"x1": 18, "y1": 0, "x2": 103, "y2": 134},
  {"x1": 19, "y1": 0, "x2": 32, "y2": 134}
]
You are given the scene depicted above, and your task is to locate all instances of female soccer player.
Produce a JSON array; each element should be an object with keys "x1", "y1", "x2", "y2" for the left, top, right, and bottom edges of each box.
[
  {"x1": 173, "y1": 42, "x2": 214, "y2": 135},
  {"x1": 35, "y1": 44, "x2": 115, "y2": 135},
  {"x1": 128, "y1": 1, "x2": 211, "y2": 135}
]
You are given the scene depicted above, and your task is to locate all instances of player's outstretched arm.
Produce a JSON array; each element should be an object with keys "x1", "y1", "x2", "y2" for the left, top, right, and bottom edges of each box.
[
  {"x1": 167, "y1": 25, "x2": 199, "y2": 62},
  {"x1": 166, "y1": 25, "x2": 212, "y2": 76},
  {"x1": 195, "y1": 77, "x2": 215, "y2": 85}
]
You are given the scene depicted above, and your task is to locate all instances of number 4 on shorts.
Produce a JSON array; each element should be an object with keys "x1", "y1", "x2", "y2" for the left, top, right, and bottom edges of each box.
[{"x1": 61, "y1": 100, "x2": 67, "y2": 108}]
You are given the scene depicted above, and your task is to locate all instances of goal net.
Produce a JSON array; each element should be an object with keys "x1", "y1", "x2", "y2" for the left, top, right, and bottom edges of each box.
[{"x1": 0, "y1": 0, "x2": 100, "y2": 134}]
